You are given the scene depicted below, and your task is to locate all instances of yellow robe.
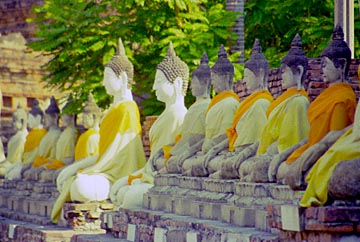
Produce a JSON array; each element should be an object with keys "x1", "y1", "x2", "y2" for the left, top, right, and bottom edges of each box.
[
  {"x1": 6, "y1": 130, "x2": 28, "y2": 163},
  {"x1": 286, "y1": 83, "x2": 356, "y2": 164},
  {"x1": 51, "y1": 100, "x2": 146, "y2": 223},
  {"x1": 82, "y1": 100, "x2": 146, "y2": 183},
  {"x1": 257, "y1": 88, "x2": 310, "y2": 155},
  {"x1": 22, "y1": 128, "x2": 47, "y2": 165},
  {"x1": 45, "y1": 126, "x2": 79, "y2": 169},
  {"x1": 202, "y1": 91, "x2": 240, "y2": 153},
  {"x1": 227, "y1": 90, "x2": 273, "y2": 151},
  {"x1": 300, "y1": 127, "x2": 360, "y2": 207},
  {"x1": 163, "y1": 98, "x2": 210, "y2": 159},
  {"x1": 32, "y1": 128, "x2": 62, "y2": 168},
  {"x1": 74, "y1": 129, "x2": 99, "y2": 161}
]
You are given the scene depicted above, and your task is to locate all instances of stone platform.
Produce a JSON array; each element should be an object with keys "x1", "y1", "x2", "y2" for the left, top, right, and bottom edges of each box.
[{"x1": 1, "y1": 175, "x2": 360, "y2": 241}]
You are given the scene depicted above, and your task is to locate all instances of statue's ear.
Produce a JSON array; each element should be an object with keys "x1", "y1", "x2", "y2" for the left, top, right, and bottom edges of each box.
[
  {"x1": 259, "y1": 68, "x2": 265, "y2": 79},
  {"x1": 120, "y1": 71, "x2": 128, "y2": 87},
  {"x1": 296, "y1": 65, "x2": 304, "y2": 77},
  {"x1": 337, "y1": 58, "x2": 347, "y2": 70},
  {"x1": 173, "y1": 76, "x2": 183, "y2": 95}
]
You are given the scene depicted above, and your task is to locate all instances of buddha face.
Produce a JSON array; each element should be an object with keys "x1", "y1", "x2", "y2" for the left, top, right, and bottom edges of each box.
[
  {"x1": 321, "y1": 56, "x2": 341, "y2": 84},
  {"x1": 44, "y1": 113, "x2": 58, "y2": 128},
  {"x1": 28, "y1": 113, "x2": 42, "y2": 129},
  {"x1": 82, "y1": 113, "x2": 94, "y2": 129},
  {"x1": 61, "y1": 114, "x2": 74, "y2": 127},
  {"x1": 153, "y1": 69, "x2": 174, "y2": 103},
  {"x1": 13, "y1": 116, "x2": 23, "y2": 131},
  {"x1": 211, "y1": 72, "x2": 229, "y2": 94},
  {"x1": 190, "y1": 76, "x2": 203, "y2": 97},
  {"x1": 281, "y1": 64, "x2": 296, "y2": 89},
  {"x1": 244, "y1": 68, "x2": 258, "y2": 92},
  {"x1": 102, "y1": 67, "x2": 126, "y2": 96}
]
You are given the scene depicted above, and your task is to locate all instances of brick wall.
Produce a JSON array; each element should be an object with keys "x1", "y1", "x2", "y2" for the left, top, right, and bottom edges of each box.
[
  {"x1": 0, "y1": 0, "x2": 43, "y2": 40},
  {"x1": 234, "y1": 58, "x2": 360, "y2": 101}
]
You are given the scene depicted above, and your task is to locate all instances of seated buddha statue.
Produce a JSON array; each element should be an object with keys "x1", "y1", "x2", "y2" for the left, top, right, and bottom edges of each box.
[
  {"x1": 0, "y1": 105, "x2": 28, "y2": 177},
  {"x1": 56, "y1": 93, "x2": 101, "y2": 190},
  {"x1": 51, "y1": 38, "x2": 146, "y2": 224},
  {"x1": 282, "y1": 25, "x2": 357, "y2": 189},
  {"x1": 22, "y1": 97, "x2": 62, "y2": 181},
  {"x1": 38, "y1": 97, "x2": 80, "y2": 182},
  {"x1": 159, "y1": 52, "x2": 211, "y2": 174},
  {"x1": 181, "y1": 44, "x2": 241, "y2": 177},
  {"x1": 74, "y1": 93, "x2": 100, "y2": 161},
  {"x1": 203, "y1": 39, "x2": 274, "y2": 179},
  {"x1": 109, "y1": 42, "x2": 189, "y2": 209},
  {"x1": 5, "y1": 100, "x2": 47, "y2": 180},
  {"x1": 239, "y1": 34, "x2": 311, "y2": 182},
  {"x1": 299, "y1": 98, "x2": 360, "y2": 207}
]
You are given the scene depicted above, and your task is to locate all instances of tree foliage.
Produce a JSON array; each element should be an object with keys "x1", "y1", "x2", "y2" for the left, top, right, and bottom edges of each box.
[
  {"x1": 244, "y1": 0, "x2": 360, "y2": 68},
  {"x1": 29, "y1": 0, "x2": 360, "y2": 116},
  {"x1": 28, "y1": 0, "x2": 239, "y2": 116}
]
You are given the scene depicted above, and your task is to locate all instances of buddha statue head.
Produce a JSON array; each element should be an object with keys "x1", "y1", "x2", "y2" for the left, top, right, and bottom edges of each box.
[
  {"x1": 244, "y1": 39, "x2": 269, "y2": 92},
  {"x1": 28, "y1": 99, "x2": 44, "y2": 129},
  {"x1": 153, "y1": 42, "x2": 189, "y2": 103},
  {"x1": 44, "y1": 96, "x2": 60, "y2": 129},
  {"x1": 61, "y1": 97, "x2": 77, "y2": 127},
  {"x1": 13, "y1": 104, "x2": 27, "y2": 131},
  {"x1": 211, "y1": 44, "x2": 234, "y2": 93},
  {"x1": 82, "y1": 93, "x2": 101, "y2": 130},
  {"x1": 321, "y1": 24, "x2": 351, "y2": 85},
  {"x1": 191, "y1": 52, "x2": 211, "y2": 99},
  {"x1": 103, "y1": 38, "x2": 133, "y2": 96},
  {"x1": 280, "y1": 34, "x2": 308, "y2": 90}
]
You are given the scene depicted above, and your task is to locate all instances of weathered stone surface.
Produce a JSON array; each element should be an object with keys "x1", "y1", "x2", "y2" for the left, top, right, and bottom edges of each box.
[{"x1": 329, "y1": 158, "x2": 360, "y2": 200}]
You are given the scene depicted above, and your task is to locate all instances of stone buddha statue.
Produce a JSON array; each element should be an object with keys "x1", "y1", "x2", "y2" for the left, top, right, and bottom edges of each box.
[
  {"x1": 38, "y1": 97, "x2": 80, "y2": 182},
  {"x1": 202, "y1": 39, "x2": 274, "y2": 179},
  {"x1": 23, "y1": 97, "x2": 62, "y2": 181},
  {"x1": 282, "y1": 25, "x2": 357, "y2": 190},
  {"x1": 239, "y1": 34, "x2": 311, "y2": 182},
  {"x1": 74, "y1": 93, "x2": 100, "y2": 162},
  {"x1": 51, "y1": 38, "x2": 146, "y2": 224},
  {"x1": 6, "y1": 100, "x2": 47, "y2": 180},
  {"x1": 55, "y1": 93, "x2": 101, "y2": 190},
  {"x1": 181, "y1": 44, "x2": 240, "y2": 177},
  {"x1": 158, "y1": 52, "x2": 212, "y2": 174},
  {"x1": 0, "y1": 104, "x2": 28, "y2": 177},
  {"x1": 109, "y1": 42, "x2": 189, "y2": 209},
  {"x1": 299, "y1": 98, "x2": 360, "y2": 207}
]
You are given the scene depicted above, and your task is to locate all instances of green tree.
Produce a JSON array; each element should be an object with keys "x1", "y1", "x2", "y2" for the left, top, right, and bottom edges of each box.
[
  {"x1": 28, "y1": 0, "x2": 239, "y2": 116},
  {"x1": 244, "y1": 0, "x2": 360, "y2": 67}
]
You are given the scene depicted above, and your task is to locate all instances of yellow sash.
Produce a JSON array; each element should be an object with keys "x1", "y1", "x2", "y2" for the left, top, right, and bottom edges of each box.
[
  {"x1": 96, "y1": 101, "x2": 141, "y2": 163},
  {"x1": 128, "y1": 173, "x2": 143, "y2": 185},
  {"x1": 162, "y1": 133, "x2": 182, "y2": 160},
  {"x1": 286, "y1": 83, "x2": 356, "y2": 164},
  {"x1": 266, "y1": 88, "x2": 308, "y2": 117},
  {"x1": 226, "y1": 90, "x2": 273, "y2": 152},
  {"x1": 74, "y1": 129, "x2": 99, "y2": 161},
  {"x1": 32, "y1": 156, "x2": 50, "y2": 168},
  {"x1": 206, "y1": 90, "x2": 240, "y2": 114},
  {"x1": 24, "y1": 128, "x2": 47, "y2": 153},
  {"x1": 44, "y1": 159, "x2": 66, "y2": 169}
]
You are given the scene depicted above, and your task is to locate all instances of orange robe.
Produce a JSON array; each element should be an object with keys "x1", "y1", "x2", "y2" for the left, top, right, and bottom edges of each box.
[
  {"x1": 286, "y1": 83, "x2": 356, "y2": 164},
  {"x1": 226, "y1": 90, "x2": 273, "y2": 152}
]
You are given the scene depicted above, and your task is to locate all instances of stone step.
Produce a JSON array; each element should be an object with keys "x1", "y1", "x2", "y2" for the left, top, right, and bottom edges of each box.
[
  {"x1": 0, "y1": 215, "x2": 124, "y2": 242},
  {"x1": 71, "y1": 234, "x2": 129, "y2": 242},
  {"x1": 0, "y1": 207, "x2": 53, "y2": 225},
  {"x1": 102, "y1": 208, "x2": 280, "y2": 242}
]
